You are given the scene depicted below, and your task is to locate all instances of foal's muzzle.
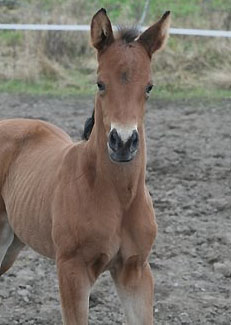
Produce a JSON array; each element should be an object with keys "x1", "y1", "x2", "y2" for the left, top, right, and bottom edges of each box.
[{"x1": 108, "y1": 128, "x2": 139, "y2": 163}]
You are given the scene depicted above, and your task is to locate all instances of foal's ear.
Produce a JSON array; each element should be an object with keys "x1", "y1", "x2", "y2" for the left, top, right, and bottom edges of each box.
[
  {"x1": 91, "y1": 8, "x2": 114, "y2": 52},
  {"x1": 138, "y1": 11, "x2": 171, "y2": 57}
]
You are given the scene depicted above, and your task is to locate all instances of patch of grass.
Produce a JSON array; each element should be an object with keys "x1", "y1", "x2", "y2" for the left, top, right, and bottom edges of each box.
[
  {"x1": 0, "y1": 79, "x2": 96, "y2": 96},
  {"x1": 211, "y1": 0, "x2": 231, "y2": 10},
  {"x1": 152, "y1": 86, "x2": 231, "y2": 101},
  {"x1": 0, "y1": 0, "x2": 230, "y2": 100},
  {"x1": 0, "y1": 79, "x2": 57, "y2": 95},
  {"x1": 23, "y1": 0, "x2": 65, "y2": 11},
  {"x1": 0, "y1": 31, "x2": 23, "y2": 46},
  {"x1": 149, "y1": 0, "x2": 201, "y2": 18}
]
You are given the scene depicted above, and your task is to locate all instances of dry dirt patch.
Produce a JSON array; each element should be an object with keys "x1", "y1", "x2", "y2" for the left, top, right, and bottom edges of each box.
[{"x1": 0, "y1": 94, "x2": 230, "y2": 324}]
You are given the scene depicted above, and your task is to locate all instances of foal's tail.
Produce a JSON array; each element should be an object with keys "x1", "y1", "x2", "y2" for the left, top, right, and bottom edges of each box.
[{"x1": 82, "y1": 109, "x2": 95, "y2": 141}]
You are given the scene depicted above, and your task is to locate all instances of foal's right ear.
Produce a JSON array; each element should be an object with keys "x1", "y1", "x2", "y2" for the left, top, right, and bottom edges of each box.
[{"x1": 91, "y1": 8, "x2": 114, "y2": 52}]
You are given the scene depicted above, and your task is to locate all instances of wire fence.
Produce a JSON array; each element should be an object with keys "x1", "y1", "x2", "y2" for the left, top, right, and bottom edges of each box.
[{"x1": 0, "y1": 24, "x2": 230, "y2": 37}]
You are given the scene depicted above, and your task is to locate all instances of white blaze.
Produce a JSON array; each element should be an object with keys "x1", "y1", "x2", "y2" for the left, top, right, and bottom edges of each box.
[{"x1": 110, "y1": 123, "x2": 138, "y2": 142}]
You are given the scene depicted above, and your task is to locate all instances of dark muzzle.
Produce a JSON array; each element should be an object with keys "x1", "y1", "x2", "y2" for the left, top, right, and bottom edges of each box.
[{"x1": 108, "y1": 128, "x2": 139, "y2": 163}]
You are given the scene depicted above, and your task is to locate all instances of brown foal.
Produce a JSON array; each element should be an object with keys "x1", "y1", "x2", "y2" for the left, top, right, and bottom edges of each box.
[{"x1": 0, "y1": 9, "x2": 170, "y2": 325}]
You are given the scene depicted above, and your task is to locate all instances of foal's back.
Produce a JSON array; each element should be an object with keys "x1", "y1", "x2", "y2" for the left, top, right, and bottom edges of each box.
[
  {"x1": 0, "y1": 118, "x2": 72, "y2": 193},
  {"x1": 0, "y1": 118, "x2": 72, "y2": 167},
  {"x1": 0, "y1": 118, "x2": 71, "y2": 146}
]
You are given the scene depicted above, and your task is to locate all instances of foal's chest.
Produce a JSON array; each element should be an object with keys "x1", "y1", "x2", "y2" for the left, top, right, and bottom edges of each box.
[{"x1": 79, "y1": 206, "x2": 156, "y2": 278}]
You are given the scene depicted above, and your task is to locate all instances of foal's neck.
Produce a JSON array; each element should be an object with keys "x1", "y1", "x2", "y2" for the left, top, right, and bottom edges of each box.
[{"x1": 85, "y1": 102, "x2": 146, "y2": 206}]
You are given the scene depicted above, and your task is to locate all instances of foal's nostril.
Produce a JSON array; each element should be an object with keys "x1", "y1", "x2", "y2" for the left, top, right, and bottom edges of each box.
[
  {"x1": 109, "y1": 128, "x2": 120, "y2": 152},
  {"x1": 130, "y1": 130, "x2": 139, "y2": 152},
  {"x1": 110, "y1": 129, "x2": 117, "y2": 145}
]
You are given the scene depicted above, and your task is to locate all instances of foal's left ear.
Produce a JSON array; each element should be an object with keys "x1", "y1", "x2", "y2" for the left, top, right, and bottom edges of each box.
[
  {"x1": 138, "y1": 11, "x2": 171, "y2": 57},
  {"x1": 91, "y1": 8, "x2": 114, "y2": 52}
]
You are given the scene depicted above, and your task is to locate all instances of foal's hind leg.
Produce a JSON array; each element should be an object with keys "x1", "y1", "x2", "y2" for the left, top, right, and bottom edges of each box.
[
  {"x1": 0, "y1": 234, "x2": 25, "y2": 275},
  {"x1": 0, "y1": 212, "x2": 14, "y2": 270}
]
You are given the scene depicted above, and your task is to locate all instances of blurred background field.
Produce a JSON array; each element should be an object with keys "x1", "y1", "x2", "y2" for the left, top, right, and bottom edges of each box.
[{"x1": 0, "y1": 0, "x2": 230, "y2": 99}]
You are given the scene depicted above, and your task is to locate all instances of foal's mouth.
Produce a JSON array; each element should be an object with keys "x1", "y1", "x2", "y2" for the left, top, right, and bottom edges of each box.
[{"x1": 107, "y1": 145, "x2": 138, "y2": 163}]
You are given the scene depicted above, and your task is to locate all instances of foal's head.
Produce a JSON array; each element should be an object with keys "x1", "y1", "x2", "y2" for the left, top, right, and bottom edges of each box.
[{"x1": 90, "y1": 8, "x2": 170, "y2": 163}]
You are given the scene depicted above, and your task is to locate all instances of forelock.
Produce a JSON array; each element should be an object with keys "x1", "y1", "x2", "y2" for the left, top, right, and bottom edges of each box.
[{"x1": 116, "y1": 26, "x2": 140, "y2": 44}]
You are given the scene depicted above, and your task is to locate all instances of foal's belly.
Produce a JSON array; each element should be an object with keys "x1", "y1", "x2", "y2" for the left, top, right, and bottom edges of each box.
[
  {"x1": 6, "y1": 205, "x2": 56, "y2": 259},
  {"x1": 2, "y1": 177, "x2": 56, "y2": 259}
]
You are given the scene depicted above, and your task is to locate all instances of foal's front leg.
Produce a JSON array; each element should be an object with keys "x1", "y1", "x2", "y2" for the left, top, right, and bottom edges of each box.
[
  {"x1": 111, "y1": 261, "x2": 154, "y2": 325},
  {"x1": 56, "y1": 254, "x2": 93, "y2": 325}
]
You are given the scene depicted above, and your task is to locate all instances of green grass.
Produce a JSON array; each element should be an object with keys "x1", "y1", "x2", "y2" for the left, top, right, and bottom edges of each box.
[
  {"x1": 152, "y1": 86, "x2": 231, "y2": 101},
  {"x1": 0, "y1": 79, "x2": 230, "y2": 101},
  {"x1": 23, "y1": 0, "x2": 65, "y2": 11},
  {"x1": 0, "y1": 79, "x2": 95, "y2": 96},
  {"x1": 89, "y1": 0, "x2": 231, "y2": 24},
  {"x1": 0, "y1": 31, "x2": 23, "y2": 46},
  {"x1": 0, "y1": 67, "x2": 96, "y2": 96},
  {"x1": 0, "y1": 0, "x2": 230, "y2": 102},
  {"x1": 18, "y1": 0, "x2": 231, "y2": 26}
]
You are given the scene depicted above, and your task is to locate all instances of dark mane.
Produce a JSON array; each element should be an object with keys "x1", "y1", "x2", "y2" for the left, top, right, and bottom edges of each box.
[
  {"x1": 82, "y1": 109, "x2": 95, "y2": 141},
  {"x1": 116, "y1": 26, "x2": 140, "y2": 43}
]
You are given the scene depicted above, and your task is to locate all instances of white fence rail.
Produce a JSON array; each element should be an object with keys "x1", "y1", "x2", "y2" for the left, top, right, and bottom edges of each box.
[{"x1": 0, "y1": 24, "x2": 230, "y2": 37}]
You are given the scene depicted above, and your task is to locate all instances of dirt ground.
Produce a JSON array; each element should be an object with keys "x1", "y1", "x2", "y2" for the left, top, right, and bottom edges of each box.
[{"x1": 0, "y1": 94, "x2": 230, "y2": 325}]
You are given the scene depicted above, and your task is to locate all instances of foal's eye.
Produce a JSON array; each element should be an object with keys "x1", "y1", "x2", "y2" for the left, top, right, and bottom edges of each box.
[
  {"x1": 97, "y1": 81, "x2": 105, "y2": 92},
  {"x1": 146, "y1": 84, "x2": 153, "y2": 95}
]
